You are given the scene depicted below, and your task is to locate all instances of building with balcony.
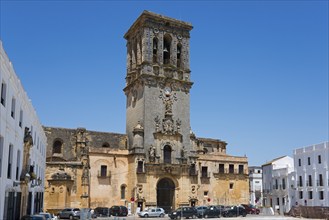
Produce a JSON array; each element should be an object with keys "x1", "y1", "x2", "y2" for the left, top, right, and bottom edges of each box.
[
  {"x1": 43, "y1": 11, "x2": 249, "y2": 214},
  {"x1": 262, "y1": 156, "x2": 294, "y2": 214},
  {"x1": 294, "y1": 141, "x2": 329, "y2": 207},
  {"x1": 0, "y1": 41, "x2": 47, "y2": 220},
  {"x1": 248, "y1": 166, "x2": 263, "y2": 206}
]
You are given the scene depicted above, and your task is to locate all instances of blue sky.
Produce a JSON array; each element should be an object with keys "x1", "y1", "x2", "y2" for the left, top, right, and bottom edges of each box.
[{"x1": 1, "y1": 1, "x2": 328, "y2": 166}]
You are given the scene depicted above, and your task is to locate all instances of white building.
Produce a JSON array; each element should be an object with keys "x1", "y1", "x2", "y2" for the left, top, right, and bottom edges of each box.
[
  {"x1": 0, "y1": 41, "x2": 47, "y2": 220},
  {"x1": 248, "y1": 166, "x2": 263, "y2": 206},
  {"x1": 294, "y1": 141, "x2": 329, "y2": 207},
  {"x1": 262, "y1": 156, "x2": 294, "y2": 214}
]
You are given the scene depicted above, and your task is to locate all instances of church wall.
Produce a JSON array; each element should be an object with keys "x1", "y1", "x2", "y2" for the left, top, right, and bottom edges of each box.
[{"x1": 89, "y1": 149, "x2": 129, "y2": 208}]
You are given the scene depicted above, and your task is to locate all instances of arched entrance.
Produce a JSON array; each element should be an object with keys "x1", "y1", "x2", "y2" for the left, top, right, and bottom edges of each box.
[{"x1": 157, "y1": 178, "x2": 175, "y2": 213}]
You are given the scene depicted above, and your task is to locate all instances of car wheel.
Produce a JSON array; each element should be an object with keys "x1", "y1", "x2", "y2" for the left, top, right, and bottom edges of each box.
[
  {"x1": 69, "y1": 215, "x2": 73, "y2": 220},
  {"x1": 204, "y1": 214, "x2": 208, "y2": 218},
  {"x1": 192, "y1": 214, "x2": 196, "y2": 219},
  {"x1": 160, "y1": 213, "x2": 164, "y2": 217},
  {"x1": 144, "y1": 214, "x2": 149, "y2": 218}
]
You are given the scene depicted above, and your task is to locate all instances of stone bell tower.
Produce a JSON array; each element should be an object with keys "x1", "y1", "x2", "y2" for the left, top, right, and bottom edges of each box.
[{"x1": 124, "y1": 10, "x2": 194, "y2": 162}]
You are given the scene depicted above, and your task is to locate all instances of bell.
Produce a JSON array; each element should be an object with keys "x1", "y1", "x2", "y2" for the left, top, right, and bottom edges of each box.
[
  {"x1": 163, "y1": 47, "x2": 168, "y2": 53},
  {"x1": 153, "y1": 44, "x2": 157, "y2": 50}
]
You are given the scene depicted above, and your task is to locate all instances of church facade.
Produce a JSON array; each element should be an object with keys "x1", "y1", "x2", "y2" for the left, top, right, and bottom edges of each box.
[{"x1": 44, "y1": 11, "x2": 249, "y2": 214}]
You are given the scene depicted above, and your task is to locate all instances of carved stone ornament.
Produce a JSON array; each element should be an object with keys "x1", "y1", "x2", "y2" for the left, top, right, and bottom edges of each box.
[
  {"x1": 149, "y1": 145, "x2": 156, "y2": 162},
  {"x1": 163, "y1": 118, "x2": 174, "y2": 135},
  {"x1": 191, "y1": 185, "x2": 196, "y2": 194}
]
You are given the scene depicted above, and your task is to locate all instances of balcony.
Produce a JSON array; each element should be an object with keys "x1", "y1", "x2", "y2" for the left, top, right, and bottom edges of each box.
[
  {"x1": 200, "y1": 172, "x2": 211, "y2": 179},
  {"x1": 97, "y1": 171, "x2": 111, "y2": 179}
]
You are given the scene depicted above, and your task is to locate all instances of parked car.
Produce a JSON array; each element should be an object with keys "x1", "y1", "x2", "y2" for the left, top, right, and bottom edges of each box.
[
  {"x1": 195, "y1": 206, "x2": 207, "y2": 217},
  {"x1": 241, "y1": 204, "x2": 260, "y2": 214},
  {"x1": 57, "y1": 208, "x2": 80, "y2": 219},
  {"x1": 202, "y1": 206, "x2": 221, "y2": 218},
  {"x1": 169, "y1": 207, "x2": 197, "y2": 219},
  {"x1": 21, "y1": 215, "x2": 46, "y2": 220},
  {"x1": 138, "y1": 207, "x2": 165, "y2": 218},
  {"x1": 222, "y1": 206, "x2": 246, "y2": 217},
  {"x1": 110, "y1": 205, "x2": 128, "y2": 216},
  {"x1": 94, "y1": 207, "x2": 110, "y2": 217},
  {"x1": 38, "y1": 212, "x2": 53, "y2": 220}
]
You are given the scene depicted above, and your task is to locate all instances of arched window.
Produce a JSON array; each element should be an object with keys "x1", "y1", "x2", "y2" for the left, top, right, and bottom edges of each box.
[
  {"x1": 153, "y1": 38, "x2": 158, "y2": 63},
  {"x1": 163, "y1": 34, "x2": 172, "y2": 64},
  {"x1": 120, "y1": 185, "x2": 126, "y2": 199},
  {"x1": 177, "y1": 43, "x2": 182, "y2": 68},
  {"x1": 163, "y1": 145, "x2": 171, "y2": 164},
  {"x1": 53, "y1": 140, "x2": 62, "y2": 154}
]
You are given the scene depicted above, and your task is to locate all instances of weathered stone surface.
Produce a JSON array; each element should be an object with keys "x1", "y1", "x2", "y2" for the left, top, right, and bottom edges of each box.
[{"x1": 43, "y1": 11, "x2": 249, "y2": 214}]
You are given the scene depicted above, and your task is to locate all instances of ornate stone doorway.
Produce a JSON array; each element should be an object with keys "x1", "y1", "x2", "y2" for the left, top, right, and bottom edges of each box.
[{"x1": 157, "y1": 178, "x2": 175, "y2": 213}]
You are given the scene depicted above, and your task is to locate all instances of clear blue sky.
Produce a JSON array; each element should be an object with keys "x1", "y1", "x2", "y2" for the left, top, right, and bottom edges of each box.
[{"x1": 1, "y1": 1, "x2": 328, "y2": 166}]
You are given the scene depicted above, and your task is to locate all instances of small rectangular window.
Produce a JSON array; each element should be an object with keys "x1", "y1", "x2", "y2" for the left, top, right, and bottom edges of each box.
[
  {"x1": 0, "y1": 136, "x2": 3, "y2": 177},
  {"x1": 19, "y1": 109, "x2": 23, "y2": 127},
  {"x1": 238, "y1": 165, "x2": 244, "y2": 174},
  {"x1": 100, "y1": 165, "x2": 107, "y2": 177},
  {"x1": 1, "y1": 82, "x2": 6, "y2": 106},
  {"x1": 229, "y1": 183, "x2": 234, "y2": 189},
  {"x1": 137, "y1": 161, "x2": 143, "y2": 173},
  {"x1": 308, "y1": 175, "x2": 312, "y2": 187},
  {"x1": 308, "y1": 191, "x2": 313, "y2": 199},
  {"x1": 299, "y1": 176, "x2": 303, "y2": 187},
  {"x1": 218, "y1": 164, "x2": 224, "y2": 173},
  {"x1": 299, "y1": 191, "x2": 303, "y2": 199},
  {"x1": 204, "y1": 191, "x2": 208, "y2": 196},
  {"x1": 11, "y1": 98, "x2": 16, "y2": 118},
  {"x1": 7, "y1": 144, "x2": 13, "y2": 179},
  {"x1": 282, "y1": 178, "x2": 286, "y2": 190},
  {"x1": 229, "y1": 164, "x2": 234, "y2": 173},
  {"x1": 201, "y1": 166, "x2": 208, "y2": 178},
  {"x1": 318, "y1": 174, "x2": 323, "y2": 186},
  {"x1": 319, "y1": 191, "x2": 324, "y2": 200},
  {"x1": 318, "y1": 155, "x2": 321, "y2": 164},
  {"x1": 308, "y1": 157, "x2": 311, "y2": 165},
  {"x1": 298, "y1": 159, "x2": 301, "y2": 166},
  {"x1": 16, "y1": 150, "x2": 21, "y2": 180}
]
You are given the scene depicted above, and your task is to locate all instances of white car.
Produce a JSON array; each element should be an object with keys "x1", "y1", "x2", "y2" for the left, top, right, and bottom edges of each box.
[
  {"x1": 138, "y1": 207, "x2": 165, "y2": 218},
  {"x1": 38, "y1": 212, "x2": 55, "y2": 220}
]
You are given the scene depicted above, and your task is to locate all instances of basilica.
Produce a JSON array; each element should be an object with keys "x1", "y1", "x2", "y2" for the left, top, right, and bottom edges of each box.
[{"x1": 43, "y1": 11, "x2": 249, "y2": 214}]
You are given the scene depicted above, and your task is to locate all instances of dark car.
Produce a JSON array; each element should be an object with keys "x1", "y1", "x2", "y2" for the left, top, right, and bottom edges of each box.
[
  {"x1": 222, "y1": 206, "x2": 246, "y2": 217},
  {"x1": 195, "y1": 206, "x2": 207, "y2": 217},
  {"x1": 110, "y1": 206, "x2": 128, "y2": 216},
  {"x1": 241, "y1": 204, "x2": 260, "y2": 214},
  {"x1": 169, "y1": 207, "x2": 197, "y2": 219},
  {"x1": 21, "y1": 215, "x2": 46, "y2": 220},
  {"x1": 58, "y1": 208, "x2": 80, "y2": 219},
  {"x1": 94, "y1": 207, "x2": 110, "y2": 217},
  {"x1": 202, "y1": 206, "x2": 221, "y2": 218}
]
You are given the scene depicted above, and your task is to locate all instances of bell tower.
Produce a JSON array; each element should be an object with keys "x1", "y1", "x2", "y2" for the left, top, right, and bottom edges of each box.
[{"x1": 124, "y1": 11, "x2": 194, "y2": 164}]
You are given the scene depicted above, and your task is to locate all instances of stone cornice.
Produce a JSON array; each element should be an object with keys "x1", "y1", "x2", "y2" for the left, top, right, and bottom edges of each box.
[
  {"x1": 124, "y1": 74, "x2": 193, "y2": 94},
  {"x1": 124, "y1": 10, "x2": 193, "y2": 39}
]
